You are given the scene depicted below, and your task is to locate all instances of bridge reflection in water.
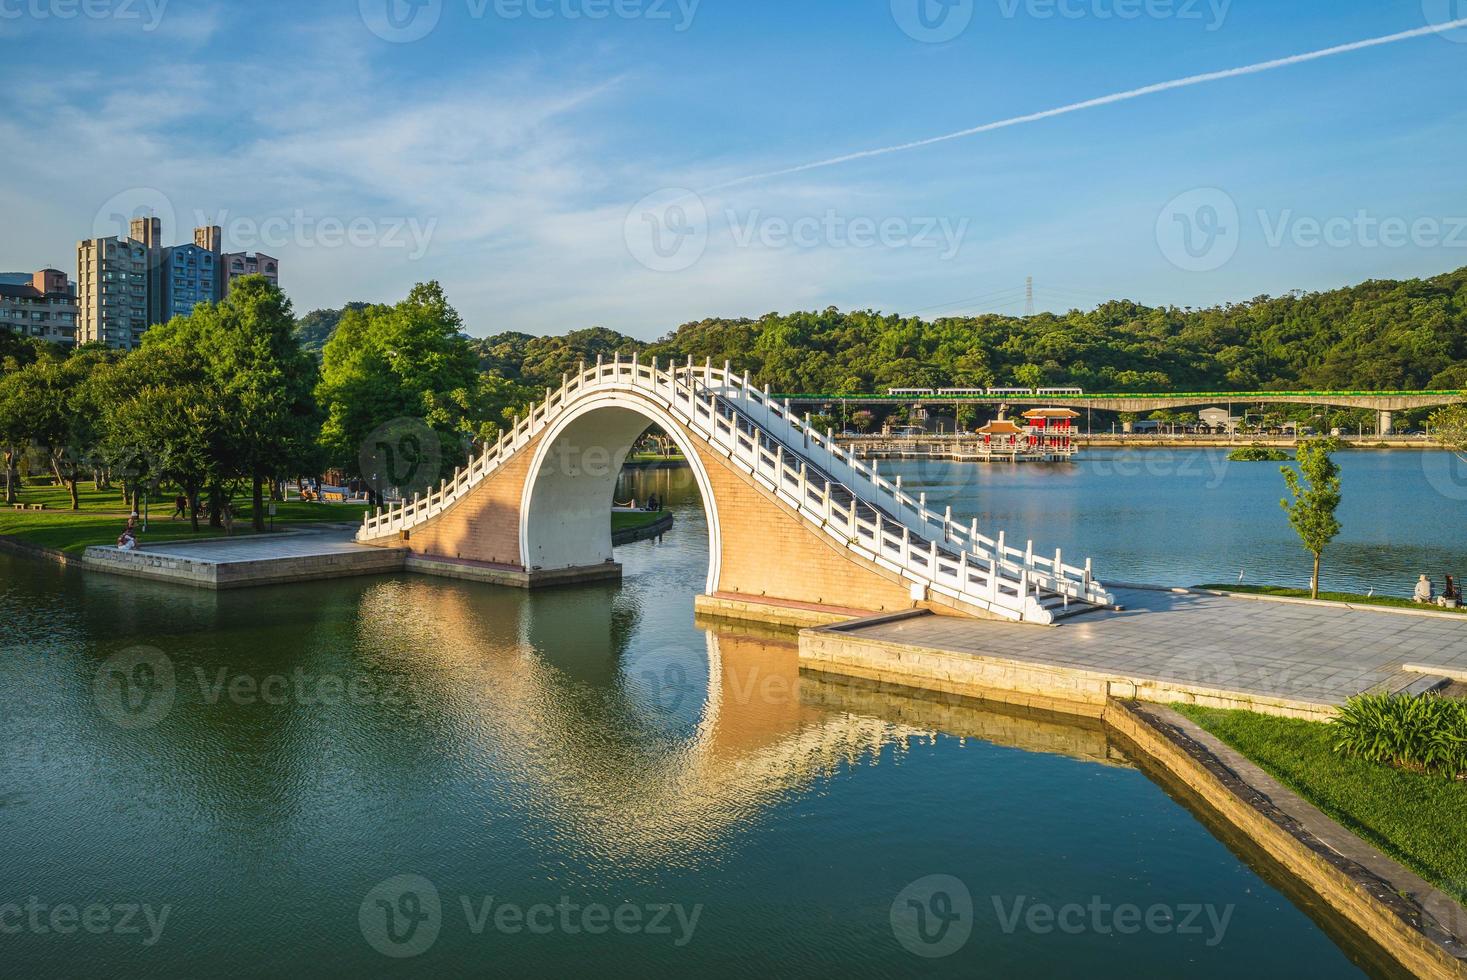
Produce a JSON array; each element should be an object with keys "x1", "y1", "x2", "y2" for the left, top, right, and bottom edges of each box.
[{"x1": 349, "y1": 574, "x2": 1130, "y2": 865}]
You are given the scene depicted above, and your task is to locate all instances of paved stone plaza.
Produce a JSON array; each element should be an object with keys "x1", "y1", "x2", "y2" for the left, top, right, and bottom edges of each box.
[
  {"x1": 133, "y1": 527, "x2": 372, "y2": 562},
  {"x1": 84, "y1": 526, "x2": 405, "y2": 589},
  {"x1": 834, "y1": 587, "x2": 1467, "y2": 710}
]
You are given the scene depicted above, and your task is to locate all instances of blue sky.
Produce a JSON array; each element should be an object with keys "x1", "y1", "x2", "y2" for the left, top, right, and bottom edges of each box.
[{"x1": 1, "y1": 0, "x2": 1465, "y2": 337}]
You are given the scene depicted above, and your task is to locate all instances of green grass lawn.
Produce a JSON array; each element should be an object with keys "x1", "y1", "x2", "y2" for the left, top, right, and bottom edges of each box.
[
  {"x1": 625, "y1": 452, "x2": 687, "y2": 464},
  {"x1": 1196, "y1": 582, "x2": 1467, "y2": 615},
  {"x1": 0, "y1": 482, "x2": 369, "y2": 554},
  {"x1": 1174, "y1": 704, "x2": 1467, "y2": 904}
]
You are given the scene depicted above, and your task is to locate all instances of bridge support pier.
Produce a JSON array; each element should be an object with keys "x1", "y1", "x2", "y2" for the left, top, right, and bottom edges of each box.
[{"x1": 1379, "y1": 410, "x2": 1393, "y2": 436}]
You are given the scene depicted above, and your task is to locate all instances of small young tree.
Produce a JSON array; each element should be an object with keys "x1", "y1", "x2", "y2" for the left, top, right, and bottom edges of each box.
[
  {"x1": 1280, "y1": 438, "x2": 1342, "y2": 599},
  {"x1": 1429, "y1": 404, "x2": 1467, "y2": 460}
]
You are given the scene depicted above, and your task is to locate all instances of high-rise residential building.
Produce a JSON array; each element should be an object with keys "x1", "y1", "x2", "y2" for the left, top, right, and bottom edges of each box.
[
  {"x1": 193, "y1": 224, "x2": 225, "y2": 300},
  {"x1": 222, "y1": 252, "x2": 279, "y2": 294},
  {"x1": 194, "y1": 225, "x2": 223, "y2": 254},
  {"x1": 162, "y1": 243, "x2": 218, "y2": 320},
  {"x1": 75, "y1": 215, "x2": 283, "y2": 349},
  {"x1": 129, "y1": 215, "x2": 166, "y2": 328},
  {"x1": 77, "y1": 236, "x2": 150, "y2": 349},
  {"x1": 0, "y1": 269, "x2": 77, "y2": 346}
]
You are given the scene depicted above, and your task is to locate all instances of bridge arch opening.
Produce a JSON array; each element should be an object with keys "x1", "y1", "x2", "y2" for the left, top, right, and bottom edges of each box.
[{"x1": 518, "y1": 395, "x2": 723, "y2": 594}]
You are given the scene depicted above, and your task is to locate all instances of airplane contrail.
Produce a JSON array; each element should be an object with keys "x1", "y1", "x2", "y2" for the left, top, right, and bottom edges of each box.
[{"x1": 703, "y1": 18, "x2": 1467, "y2": 193}]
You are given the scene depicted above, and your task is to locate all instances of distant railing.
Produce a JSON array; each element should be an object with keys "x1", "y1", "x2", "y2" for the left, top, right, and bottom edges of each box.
[
  {"x1": 772, "y1": 389, "x2": 1467, "y2": 402},
  {"x1": 357, "y1": 355, "x2": 1115, "y2": 623}
]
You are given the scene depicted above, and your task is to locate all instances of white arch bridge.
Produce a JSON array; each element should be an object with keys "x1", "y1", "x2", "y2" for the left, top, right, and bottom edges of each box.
[{"x1": 356, "y1": 357, "x2": 1115, "y2": 625}]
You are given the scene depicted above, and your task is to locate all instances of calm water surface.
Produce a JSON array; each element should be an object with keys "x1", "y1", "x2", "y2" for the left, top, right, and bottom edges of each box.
[
  {"x1": 0, "y1": 464, "x2": 1416, "y2": 976},
  {"x1": 890, "y1": 448, "x2": 1467, "y2": 594}
]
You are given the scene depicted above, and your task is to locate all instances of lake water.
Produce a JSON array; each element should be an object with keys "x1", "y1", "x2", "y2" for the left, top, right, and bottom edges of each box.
[
  {"x1": 882, "y1": 448, "x2": 1467, "y2": 596},
  {"x1": 0, "y1": 458, "x2": 1432, "y2": 976}
]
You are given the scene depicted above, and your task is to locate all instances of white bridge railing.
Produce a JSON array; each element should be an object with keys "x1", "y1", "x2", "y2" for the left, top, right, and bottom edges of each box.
[{"x1": 358, "y1": 355, "x2": 1115, "y2": 623}]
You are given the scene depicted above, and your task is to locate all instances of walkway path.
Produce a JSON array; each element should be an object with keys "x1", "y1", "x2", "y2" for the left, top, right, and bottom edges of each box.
[
  {"x1": 809, "y1": 587, "x2": 1467, "y2": 716},
  {"x1": 134, "y1": 525, "x2": 372, "y2": 561}
]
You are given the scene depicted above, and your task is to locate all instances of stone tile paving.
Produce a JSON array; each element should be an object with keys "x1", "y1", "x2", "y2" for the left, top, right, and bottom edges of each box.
[
  {"x1": 850, "y1": 588, "x2": 1467, "y2": 707},
  {"x1": 135, "y1": 527, "x2": 374, "y2": 563}
]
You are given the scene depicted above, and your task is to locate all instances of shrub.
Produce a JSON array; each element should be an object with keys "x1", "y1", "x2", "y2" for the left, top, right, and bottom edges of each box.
[
  {"x1": 1332, "y1": 694, "x2": 1467, "y2": 778},
  {"x1": 1227, "y1": 445, "x2": 1290, "y2": 462}
]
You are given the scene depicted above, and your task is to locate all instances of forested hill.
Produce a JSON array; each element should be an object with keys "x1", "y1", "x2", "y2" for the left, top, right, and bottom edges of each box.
[{"x1": 344, "y1": 264, "x2": 1467, "y2": 395}]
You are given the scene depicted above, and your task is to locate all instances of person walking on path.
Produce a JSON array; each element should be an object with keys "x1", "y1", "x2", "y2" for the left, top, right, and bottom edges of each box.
[{"x1": 171, "y1": 494, "x2": 187, "y2": 521}]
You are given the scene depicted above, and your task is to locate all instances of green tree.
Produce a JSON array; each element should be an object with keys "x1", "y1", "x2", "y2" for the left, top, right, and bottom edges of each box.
[
  {"x1": 0, "y1": 350, "x2": 109, "y2": 509},
  {"x1": 0, "y1": 336, "x2": 66, "y2": 503},
  {"x1": 1280, "y1": 438, "x2": 1343, "y2": 599},
  {"x1": 1428, "y1": 404, "x2": 1467, "y2": 460},
  {"x1": 94, "y1": 343, "x2": 224, "y2": 531},
  {"x1": 317, "y1": 282, "x2": 524, "y2": 503},
  {"x1": 146, "y1": 276, "x2": 320, "y2": 531}
]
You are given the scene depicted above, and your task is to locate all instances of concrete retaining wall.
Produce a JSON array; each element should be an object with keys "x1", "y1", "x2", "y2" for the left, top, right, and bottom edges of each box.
[
  {"x1": 798, "y1": 615, "x2": 1337, "y2": 720},
  {"x1": 81, "y1": 544, "x2": 408, "y2": 589},
  {"x1": 1106, "y1": 701, "x2": 1467, "y2": 979}
]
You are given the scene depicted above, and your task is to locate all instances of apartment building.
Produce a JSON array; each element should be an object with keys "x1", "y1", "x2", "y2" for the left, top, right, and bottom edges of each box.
[
  {"x1": 75, "y1": 216, "x2": 282, "y2": 349},
  {"x1": 76, "y1": 236, "x2": 150, "y2": 349},
  {"x1": 0, "y1": 269, "x2": 77, "y2": 346},
  {"x1": 222, "y1": 251, "x2": 280, "y2": 294},
  {"x1": 161, "y1": 242, "x2": 219, "y2": 319}
]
